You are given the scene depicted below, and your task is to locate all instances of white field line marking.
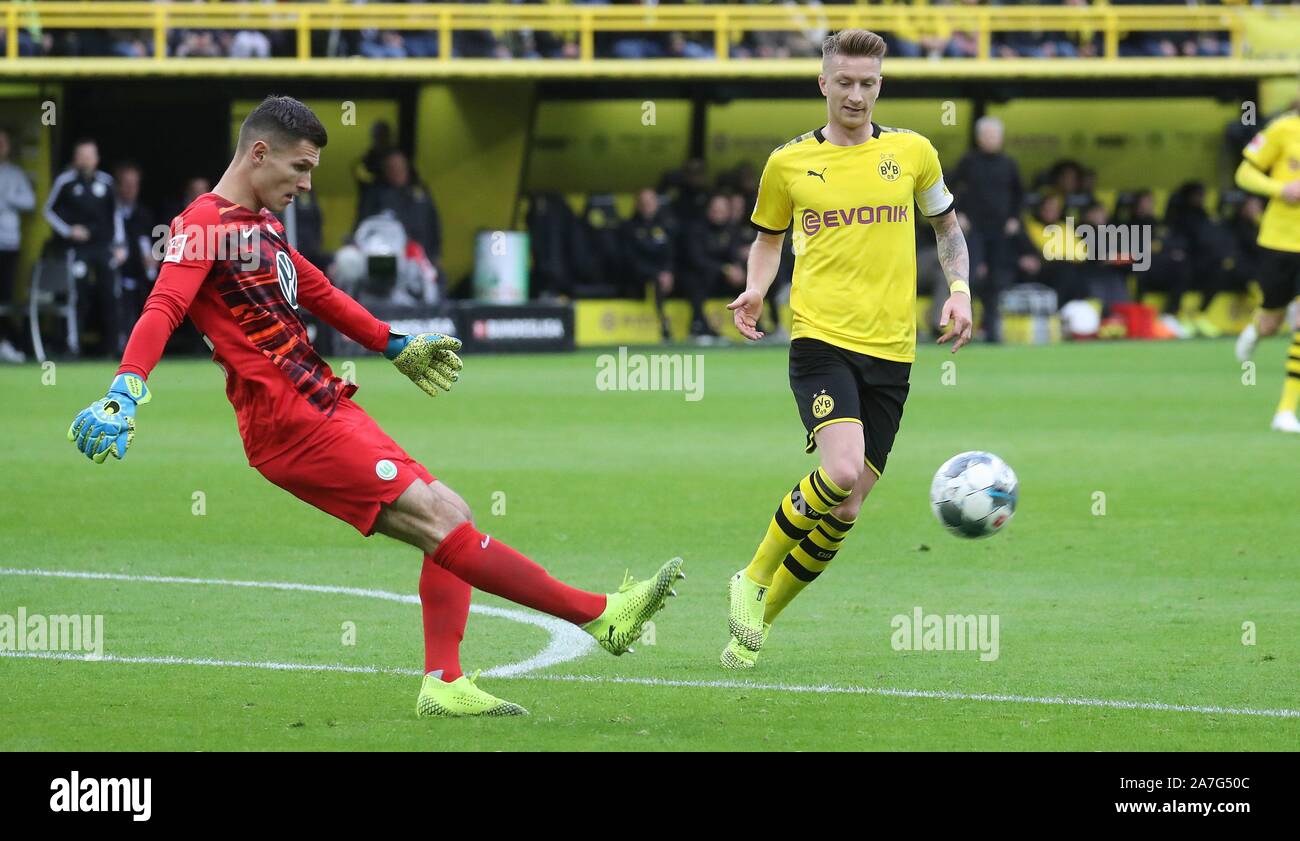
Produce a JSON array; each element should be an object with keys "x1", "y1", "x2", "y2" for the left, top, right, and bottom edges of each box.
[
  {"x1": 511, "y1": 674, "x2": 1300, "y2": 720},
  {"x1": 4, "y1": 650, "x2": 1298, "y2": 720},
  {"x1": 0, "y1": 566, "x2": 593, "y2": 678},
  {"x1": 1, "y1": 649, "x2": 422, "y2": 676},
  {"x1": 4, "y1": 568, "x2": 1298, "y2": 720}
]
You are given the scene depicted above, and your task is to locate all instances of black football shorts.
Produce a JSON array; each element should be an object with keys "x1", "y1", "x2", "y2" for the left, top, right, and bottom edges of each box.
[
  {"x1": 788, "y1": 337, "x2": 911, "y2": 477},
  {"x1": 1257, "y1": 246, "x2": 1300, "y2": 310}
]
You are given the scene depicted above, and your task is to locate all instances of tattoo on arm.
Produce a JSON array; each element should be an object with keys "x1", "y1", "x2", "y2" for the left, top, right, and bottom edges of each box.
[{"x1": 933, "y1": 213, "x2": 970, "y2": 288}]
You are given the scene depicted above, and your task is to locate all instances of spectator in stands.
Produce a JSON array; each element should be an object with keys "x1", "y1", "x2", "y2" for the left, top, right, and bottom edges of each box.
[
  {"x1": 1112, "y1": 0, "x2": 1229, "y2": 58},
  {"x1": 1162, "y1": 181, "x2": 1222, "y2": 334},
  {"x1": 574, "y1": 194, "x2": 625, "y2": 296},
  {"x1": 622, "y1": 188, "x2": 678, "y2": 341},
  {"x1": 949, "y1": 0, "x2": 988, "y2": 58},
  {"x1": 1113, "y1": 188, "x2": 1158, "y2": 231},
  {"x1": 994, "y1": 0, "x2": 1087, "y2": 59},
  {"x1": 355, "y1": 120, "x2": 395, "y2": 216},
  {"x1": 662, "y1": 157, "x2": 711, "y2": 230},
  {"x1": 359, "y1": 30, "x2": 408, "y2": 59},
  {"x1": 952, "y1": 115, "x2": 1022, "y2": 342},
  {"x1": 0, "y1": 20, "x2": 47, "y2": 56},
  {"x1": 681, "y1": 191, "x2": 745, "y2": 343},
  {"x1": 1076, "y1": 166, "x2": 1100, "y2": 210},
  {"x1": 525, "y1": 192, "x2": 579, "y2": 300},
  {"x1": 717, "y1": 161, "x2": 759, "y2": 220},
  {"x1": 113, "y1": 162, "x2": 158, "y2": 336},
  {"x1": 357, "y1": 148, "x2": 442, "y2": 267},
  {"x1": 1225, "y1": 193, "x2": 1265, "y2": 295},
  {"x1": 1011, "y1": 191, "x2": 1085, "y2": 302},
  {"x1": 277, "y1": 188, "x2": 327, "y2": 272},
  {"x1": 175, "y1": 30, "x2": 222, "y2": 58},
  {"x1": 229, "y1": 29, "x2": 272, "y2": 59},
  {"x1": 1123, "y1": 188, "x2": 1189, "y2": 321},
  {"x1": 1040, "y1": 159, "x2": 1093, "y2": 210},
  {"x1": 45, "y1": 139, "x2": 126, "y2": 356},
  {"x1": 111, "y1": 33, "x2": 150, "y2": 58},
  {"x1": 0, "y1": 127, "x2": 35, "y2": 363},
  {"x1": 1077, "y1": 200, "x2": 1130, "y2": 312},
  {"x1": 163, "y1": 176, "x2": 211, "y2": 225}
]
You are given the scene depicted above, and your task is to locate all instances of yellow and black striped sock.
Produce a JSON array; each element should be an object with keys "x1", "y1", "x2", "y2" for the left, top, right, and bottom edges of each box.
[
  {"x1": 765, "y1": 514, "x2": 855, "y2": 624},
  {"x1": 1279, "y1": 331, "x2": 1300, "y2": 416},
  {"x1": 744, "y1": 467, "x2": 851, "y2": 586}
]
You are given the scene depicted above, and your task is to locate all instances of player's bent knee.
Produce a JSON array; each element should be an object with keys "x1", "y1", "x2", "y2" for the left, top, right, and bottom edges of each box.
[
  {"x1": 823, "y1": 460, "x2": 864, "y2": 495},
  {"x1": 833, "y1": 498, "x2": 864, "y2": 522},
  {"x1": 428, "y1": 480, "x2": 473, "y2": 522},
  {"x1": 426, "y1": 496, "x2": 471, "y2": 545}
]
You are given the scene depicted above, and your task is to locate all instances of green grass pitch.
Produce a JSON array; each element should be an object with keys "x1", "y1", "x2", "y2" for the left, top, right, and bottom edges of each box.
[{"x1": 2, "y1": 338, "x2": 1297, "y2": 750}]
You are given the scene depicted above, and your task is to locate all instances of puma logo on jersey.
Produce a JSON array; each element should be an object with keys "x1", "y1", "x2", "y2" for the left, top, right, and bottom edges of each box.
[{"x1": 807, "y1": 168, "x2": 827, "y2": 182}]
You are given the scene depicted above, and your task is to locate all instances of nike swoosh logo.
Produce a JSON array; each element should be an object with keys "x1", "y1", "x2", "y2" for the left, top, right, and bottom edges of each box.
[{"x1": 480, "y1": 535, "x2": 490, "y2": 549}]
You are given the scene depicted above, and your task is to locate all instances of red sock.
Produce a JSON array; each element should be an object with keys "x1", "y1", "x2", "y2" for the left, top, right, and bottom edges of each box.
[
  {"x1": 430, "y1": 522, "x2": 606, "y2": 625},
  {"x1": 420, "y1": 555, "x2": 471, "y2": 681}
]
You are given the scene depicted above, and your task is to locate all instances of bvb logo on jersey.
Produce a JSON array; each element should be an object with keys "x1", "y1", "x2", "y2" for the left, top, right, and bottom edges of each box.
[
  {"x1": 878, "y1": 155, "x2": 901, "y2": 182},
  {"x1": 812, "y1": 391, "x2": 835, "y2": 418}
]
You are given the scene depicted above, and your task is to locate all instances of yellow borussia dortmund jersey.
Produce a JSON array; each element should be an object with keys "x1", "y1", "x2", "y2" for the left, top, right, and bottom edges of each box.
[
  {"x1": 751, "y1": 122, "x2": 953, "y2": 362},
  {"x1": 1243, "y1": 112, "x2": 1300, "y2": 253}
]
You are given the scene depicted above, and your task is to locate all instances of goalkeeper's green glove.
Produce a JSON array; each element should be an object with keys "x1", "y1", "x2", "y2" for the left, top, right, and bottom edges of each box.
[
  {"x1": 68, "y1": 372, "x2": 152, "y2": 463},
  {"x1": 385, "y1": 332, "x2": 463, "y2": 397}
]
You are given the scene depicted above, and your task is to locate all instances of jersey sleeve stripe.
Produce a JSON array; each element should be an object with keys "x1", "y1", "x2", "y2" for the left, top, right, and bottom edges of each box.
[
  {"x1": 921, "y1": 198, "x2": 956, "y2": 219},
  {"x1": 750, "y1": 219, "x2": 789, "y2": 235}
]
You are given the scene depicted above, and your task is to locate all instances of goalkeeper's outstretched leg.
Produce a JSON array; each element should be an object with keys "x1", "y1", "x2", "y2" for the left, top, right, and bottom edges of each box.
[{"x1": 375, "y1": 478, "x2": 683, "y2": 716}]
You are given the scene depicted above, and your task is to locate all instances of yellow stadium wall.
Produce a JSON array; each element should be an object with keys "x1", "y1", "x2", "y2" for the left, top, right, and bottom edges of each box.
[
  {"x1": 0, "y1": 86, "x2": 55, "y2": 295},
  {"x1": 231, "y1": 97, "x2": 398, "y2": 253},
  {"x1": 989, "y1": 98, "x2": 1242, "y2": 191},
  {"x1": 526, "y1": 99, "x2": 692, "y2": 194},
  {"x1": 706, "y1": 98, "x2": 975, "y2": 177},
  {"x1": 1259, "y1": 78, "x2": 1299, "y2": 116},
  {"x1": 415, "y1": 82, "x2": 537, "y2": 287},
  {"x1": 575, "y1": 296, "x2": 793, "y2": 347}
]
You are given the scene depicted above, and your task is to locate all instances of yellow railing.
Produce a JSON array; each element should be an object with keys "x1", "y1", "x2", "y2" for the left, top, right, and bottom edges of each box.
[{"x1": 0, "y1": 2, "x2": 1284, "y2": 63}]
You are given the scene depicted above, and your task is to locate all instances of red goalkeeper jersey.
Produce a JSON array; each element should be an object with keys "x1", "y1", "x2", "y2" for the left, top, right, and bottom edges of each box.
[{"x1": 118, "y1": 192, "x2": 391, "y2": 465}]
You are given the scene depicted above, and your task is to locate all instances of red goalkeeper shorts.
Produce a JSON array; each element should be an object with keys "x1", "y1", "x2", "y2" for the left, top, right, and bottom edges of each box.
[{"x1": 255, "y1": 397, "x2": 435, "y2": 536}]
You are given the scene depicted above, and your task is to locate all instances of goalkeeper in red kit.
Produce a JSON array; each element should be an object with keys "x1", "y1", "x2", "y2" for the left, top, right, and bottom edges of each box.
[{"x1": 66, "y1": 96, "x2": 682, "y2": 717}]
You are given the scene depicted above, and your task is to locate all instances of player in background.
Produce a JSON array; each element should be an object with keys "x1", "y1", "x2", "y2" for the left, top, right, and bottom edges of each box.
[
  {"x1": 1233, "y1": 109, "x2": 1300, "y2": 433},
  {"x1": 67, "y1": 96, "x2": 683, "y2": 717},
  {"x1": 721, "y1": 30, "x2": 972, "y2": 669}
]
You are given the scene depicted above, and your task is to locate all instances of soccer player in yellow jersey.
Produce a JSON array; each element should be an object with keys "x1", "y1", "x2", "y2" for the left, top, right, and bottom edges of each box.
[
  {"x1": 1234, "y1": 109, "x2": 1300, "y2": 433},
  {"x1": 721, "y1": 29, "x2": 973, "y2": 668}
]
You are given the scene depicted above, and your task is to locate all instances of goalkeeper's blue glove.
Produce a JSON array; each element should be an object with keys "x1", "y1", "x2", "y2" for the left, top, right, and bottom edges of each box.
[
  {"x1": 385, "y1": 332, "x2": 463, "y2": 397},
  {"x1": 67, "y1": 373, "x2": 152, "y2": 463}
]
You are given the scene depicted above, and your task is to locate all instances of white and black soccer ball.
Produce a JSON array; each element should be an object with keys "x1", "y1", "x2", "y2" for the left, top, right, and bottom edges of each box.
[{"x1": 930, "y1": 451, "x2": 1018, "y2": 538}]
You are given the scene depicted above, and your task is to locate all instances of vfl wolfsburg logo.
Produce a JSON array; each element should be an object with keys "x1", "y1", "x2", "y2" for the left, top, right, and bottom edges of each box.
[
  {"x1": 275, "y1": 250, "x2": 299, "y2": 310},
  {"x1": 375, "y1": 460, "x2": 398, "y2": 481},
  {"x1": 812, "y1": 390, "x2": 835, "y2": 418}
]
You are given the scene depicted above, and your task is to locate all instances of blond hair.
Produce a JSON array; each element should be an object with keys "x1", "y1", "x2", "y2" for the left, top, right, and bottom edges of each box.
[{"x1": 822, "y1": 29, "x2": 887, "y2": 65}]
